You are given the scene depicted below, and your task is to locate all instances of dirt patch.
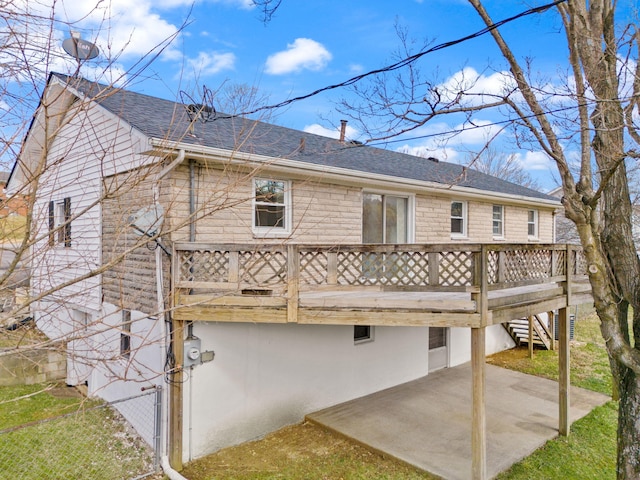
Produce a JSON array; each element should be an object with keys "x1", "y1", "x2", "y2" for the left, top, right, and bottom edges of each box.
[
  {"x1": 48, "y1": 386, "x2": 84, "y2": 399},
  {"x1": 181, "y1": 421, "x2": 435, "y2": 480}
]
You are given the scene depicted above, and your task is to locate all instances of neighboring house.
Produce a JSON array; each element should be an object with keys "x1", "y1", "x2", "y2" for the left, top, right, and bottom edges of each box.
[
  {"x1": 9, "y1": 73, "x2": 588, "y2": 471},
  {"x1": 0, "y1": 171, "x2": 27, "y2": 217},
  {"x1": 550, "y1": 185, "x2": 640, "y2": 250},
  {"x1": 548, "y1": 185, "x2": 580, "y2": 244}
]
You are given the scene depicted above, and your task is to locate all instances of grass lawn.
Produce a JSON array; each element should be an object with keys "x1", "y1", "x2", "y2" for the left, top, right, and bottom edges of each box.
[
  {"x1": 0, "y1": 384, "x2": 155, "y2": 480},
  {"x1": 182, "y1": 307, "x2": 617, "y2": 480}
]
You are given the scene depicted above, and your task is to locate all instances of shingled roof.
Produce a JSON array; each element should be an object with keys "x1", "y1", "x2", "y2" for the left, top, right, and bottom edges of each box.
[{"x1": 54, "y1": 73, "x2": 556, "y2": 202}]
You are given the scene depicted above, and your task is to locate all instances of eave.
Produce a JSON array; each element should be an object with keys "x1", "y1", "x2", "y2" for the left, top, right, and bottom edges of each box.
[{"x1": 148, "y1": 139, "x2": 561, "y2": 209}]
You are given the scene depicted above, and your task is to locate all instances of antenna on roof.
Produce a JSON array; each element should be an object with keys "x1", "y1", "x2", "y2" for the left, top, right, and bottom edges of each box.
[
  {"x1": 180, "y1": 86, "x2": 216, "y2": 124},
  {"x1": 62, "y1": 31, "x2": 99, "y2": 61}
]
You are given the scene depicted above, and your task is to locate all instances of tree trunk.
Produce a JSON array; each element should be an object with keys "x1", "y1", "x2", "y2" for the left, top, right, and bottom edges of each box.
[{"x1": 617, "y1": 364, "x2": 640, "y2": 479}]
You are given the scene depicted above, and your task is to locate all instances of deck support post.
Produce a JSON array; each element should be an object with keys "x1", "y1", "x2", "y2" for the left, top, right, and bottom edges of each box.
[
  {"x1": 558, "y1": 306, "x2": 570, "y2": 436},
  {"x1": 471, "y1": 326, "x2": 487, "y2": 480},
  {"x1": 169, "y1": 318, "x2": 185, "y2": 470},
  {"x1": 287, "y1": 245, "x2": 300, "y2": 323},
  {"x1": 528, "y1": 315, "x2": 534, "y2": 358}
]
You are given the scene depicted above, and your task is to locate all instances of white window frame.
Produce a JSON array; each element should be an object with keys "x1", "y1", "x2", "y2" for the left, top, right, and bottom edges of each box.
[
  {"x1": 528, "y1": 209, "x2": 539, "y2": 239},
  {"x1": 252, "y1": 178, "x2": 292, "y2": 238},
  {"x1": 362, "y1": 190, "x2": 415, "y2": 244},
  {"x1": 450, "y1": 201, "x2": 467, "y2": 239},
  {"x1": 492, "y1": 205, "x2": 504, "y2": 239}
]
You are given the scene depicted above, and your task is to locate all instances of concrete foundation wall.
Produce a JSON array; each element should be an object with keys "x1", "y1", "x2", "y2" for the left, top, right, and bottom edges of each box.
[
  {"x1": 0, "y1": 345, "x2": 66, "y2": 386},
  {"x1": 184, "y1": 322, "x2": 430, "y2": 459}
]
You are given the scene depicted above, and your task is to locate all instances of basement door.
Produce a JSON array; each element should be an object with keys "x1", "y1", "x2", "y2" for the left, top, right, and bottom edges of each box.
[{"x1": 428, "y1": 327, "x2": 449, "y2": 372}]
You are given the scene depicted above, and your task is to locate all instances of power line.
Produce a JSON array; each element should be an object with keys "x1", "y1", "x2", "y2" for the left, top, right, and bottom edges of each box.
[
  {"x1": 366, "y1": 103, "x2": 582, "y2": 148},
  {"x1": 217, "y1": 0, "x2": 568, "y2": 120}
]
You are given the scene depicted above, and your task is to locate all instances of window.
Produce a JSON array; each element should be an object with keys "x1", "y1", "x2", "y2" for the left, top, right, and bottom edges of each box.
[
  {"x1": 354, "y1": 325, "x2": 373, "y2": 343},
  {"x1": 48, "y1": 197, "x2": 71, "y2": 247},
  {"x1": 429, "y1": 327, "x2": 447, "y2": 350},
  {"x1": 73, "y1": 309, "x2": 90, "y2": 330},
  {"x1": 450, "y1": 201, "x2": 467, "y2": 237},
  {"x1": 362, "y1": 193, "x2": 409, "y2": 243},
  {"x1": 253, "y1": 179, "x2": 291, "y2": 236},
  {"x1": 528, "y1": 209, "x2": 538, "y2": 238},
  {"x1": 492, "y1": 205, "x2": 504, "y2": 238},
  {"x1": 120, "y1": 309, "x2": 131, "y2": 359}
]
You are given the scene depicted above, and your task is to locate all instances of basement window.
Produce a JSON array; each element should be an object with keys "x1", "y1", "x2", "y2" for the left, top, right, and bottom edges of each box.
[{"x1": 354, "y1": 325, "x2": 373, "y2": 344}]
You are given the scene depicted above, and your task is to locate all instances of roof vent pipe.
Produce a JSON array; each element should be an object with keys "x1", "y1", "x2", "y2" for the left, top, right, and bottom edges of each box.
[{"x1": 339, "y1": 120, "x2": 347, "y2": 143}]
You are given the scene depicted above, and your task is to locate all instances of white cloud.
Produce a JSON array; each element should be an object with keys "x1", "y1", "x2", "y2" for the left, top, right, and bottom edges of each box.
[
  {"x1": 16, "y1": 0, "x2": 183, "y2": 62},
  {"x1": 304, "y1": 122, "x2": 358, "y2": 140},
  {"x1": 185, "y1": 51, "x2": 236, "y2": 77},
  {"x1": 265, "y1": 38, "x2": 332, "y2": 75},
  {"x1": 514, "y1": 151, "x2": 554, "y2": 171},
  {"x1": 435, "y1": 67, "x2": 516, "y2": 106}
]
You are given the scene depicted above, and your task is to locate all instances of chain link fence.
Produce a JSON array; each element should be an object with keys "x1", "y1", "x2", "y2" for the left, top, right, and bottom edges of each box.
[{"x1": 0, "y1": 387, "x2": 162, "y2": 480}]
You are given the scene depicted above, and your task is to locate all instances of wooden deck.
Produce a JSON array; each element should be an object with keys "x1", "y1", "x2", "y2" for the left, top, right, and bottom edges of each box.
[
  {"x1": 168, "y1": 242, "x2": 591, "y2": 478},
  {"x1": 171, "y1": 243, "x2": 592, "y2": 327}
]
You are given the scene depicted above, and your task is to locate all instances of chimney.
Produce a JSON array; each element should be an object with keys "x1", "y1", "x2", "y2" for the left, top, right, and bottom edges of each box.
[{"x1": 339, "y1": 120, "x2": 347, "y2": 143}]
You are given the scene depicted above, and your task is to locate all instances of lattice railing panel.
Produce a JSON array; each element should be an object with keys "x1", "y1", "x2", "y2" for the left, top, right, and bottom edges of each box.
[
  {"x1": 333, "y1": 251, "x2": 432, "y2": 286},
  {"x1": 554, "y1": 250, "x2": 567, "y2": 276},
  {"x1": 501, "y1": 249, "x2": 552, "y2": 283},
  {"x1": 178, "y1": 250, "x2": 229, "y2": 282},
  {"x1": 573, "y1": 249, "x2": 587, "y2": 275},
  {"x1": 239, "y1": 250, "x2": 287, "y2": 285},
  {"x1": 300, "y1": 251, "x2": 328, "y2": 285},
  {"x1": 336, "y1": 252, "x2": 378, "y2": 286},
  {"x1": 389, "y1": 251, "x2": 430, "y2": 286},
  {"x1": 439, "y1": 251, "x2": 473, "y2": 287},
  {"x1": 487, "y1": 251, "x2": 499, "y2": 284}
]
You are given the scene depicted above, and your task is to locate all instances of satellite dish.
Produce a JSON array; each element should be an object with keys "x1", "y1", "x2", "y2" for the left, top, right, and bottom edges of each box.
[
  {"x1": 127, "y1": 204, "x2": 164, "y2": 237},
  {"x1": 62, "y1": 37, "x2": 99, "y2": 61}
]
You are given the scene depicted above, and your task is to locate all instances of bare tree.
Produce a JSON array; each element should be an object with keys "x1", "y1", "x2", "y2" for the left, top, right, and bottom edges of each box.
[
  {"x1": 326, "y1": 1, "x2": 640, "y2": 476},
  {"x1": 465, "y1": 146, "x2": 541, "y2": 190}
]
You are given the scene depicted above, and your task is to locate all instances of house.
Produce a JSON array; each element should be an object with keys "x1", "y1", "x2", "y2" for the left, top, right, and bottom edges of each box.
[
  {"x1": 8, "y1": 73, "x2": 590, "y2": 476},
  {"x1": 0, "y1": 171, "x2": 28, "y2": 217}
]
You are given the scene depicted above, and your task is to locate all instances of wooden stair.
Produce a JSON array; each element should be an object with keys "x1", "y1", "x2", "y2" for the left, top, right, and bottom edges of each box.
[{"x1": 504, "y1": 315, "x2": 553, "y2": 350}]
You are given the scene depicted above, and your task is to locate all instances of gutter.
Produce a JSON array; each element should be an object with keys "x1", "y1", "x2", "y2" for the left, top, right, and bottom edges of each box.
[{"x1": 147, "y1": 139, "x2": 560, "y2": 209}]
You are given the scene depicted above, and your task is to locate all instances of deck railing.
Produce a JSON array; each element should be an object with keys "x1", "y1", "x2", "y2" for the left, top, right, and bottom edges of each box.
[{"x1": 173, "y1": 243, "x2": 587, "y2": 295}]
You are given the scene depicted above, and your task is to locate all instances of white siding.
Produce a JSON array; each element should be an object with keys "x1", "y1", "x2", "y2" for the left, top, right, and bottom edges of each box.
[{"x1": 30, "y1": 98, "x2": 153, "y2": 340}]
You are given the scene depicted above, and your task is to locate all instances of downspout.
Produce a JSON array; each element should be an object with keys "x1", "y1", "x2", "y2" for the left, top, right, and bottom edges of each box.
[
  {"x1": 161, "y1": 456, "x2": 189, "y2": 480},
  {"x1": 188, "y1": 158, "x2": 196, "y2": 461},
  {"x1": 189, "y1": 159, "x2": 196, "y2": 242},
  {"x1": 152, "y1": 149, "x2": 185, "y2": 473}
]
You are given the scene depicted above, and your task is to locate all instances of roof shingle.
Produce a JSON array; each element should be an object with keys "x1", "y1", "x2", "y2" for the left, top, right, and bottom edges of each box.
[{"x1": 54, "y1": 73, "x2": 556, "y2": 202}]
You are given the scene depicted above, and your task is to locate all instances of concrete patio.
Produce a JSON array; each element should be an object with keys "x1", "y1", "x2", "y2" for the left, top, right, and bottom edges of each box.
[{"x1": 306, "y1": 363, "x2": 610, "y2": 480}]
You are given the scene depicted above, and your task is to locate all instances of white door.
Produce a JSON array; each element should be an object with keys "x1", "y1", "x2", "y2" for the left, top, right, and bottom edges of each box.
[{"x1": 428, "y1": 327, "x2": 448, "y2": 372}]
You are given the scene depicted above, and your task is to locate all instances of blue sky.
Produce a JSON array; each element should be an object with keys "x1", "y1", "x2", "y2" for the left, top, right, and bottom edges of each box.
[{"x1": 13, "y1": 0, "x2": 638, "y2": 191}]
